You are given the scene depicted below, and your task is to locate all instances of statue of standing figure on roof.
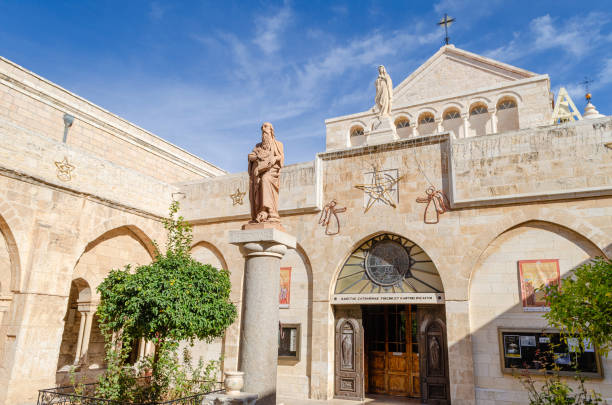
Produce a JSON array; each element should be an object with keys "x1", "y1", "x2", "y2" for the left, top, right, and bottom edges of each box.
[{"x1": 374, "y1": 65, "x2": 393, "y2": 117}]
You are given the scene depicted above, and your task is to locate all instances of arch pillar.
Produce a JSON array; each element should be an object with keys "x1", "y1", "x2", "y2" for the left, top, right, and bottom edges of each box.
[
  {"x1": 461, "y1": 113, "x2": 469, "y2": 138},
  {"x1": 73, "y1": 302, "x2": 97, "y2": 365},
  {"x1": 445, "y1": 300, "x2": 476, "y2": 404},
  {"x1": 490, "y1": 107, "x2": 498, "y2": 133}
]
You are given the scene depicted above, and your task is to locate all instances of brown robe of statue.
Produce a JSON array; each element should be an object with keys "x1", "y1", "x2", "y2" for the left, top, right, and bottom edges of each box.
[{"x1": 248, "y1": 122, "x2": 284, "y2": 223}]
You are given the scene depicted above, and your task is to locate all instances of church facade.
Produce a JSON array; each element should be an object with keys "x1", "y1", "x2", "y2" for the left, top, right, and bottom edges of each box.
[{"x1": 0, "y1": 45, "x2": 610, "y2": 404}]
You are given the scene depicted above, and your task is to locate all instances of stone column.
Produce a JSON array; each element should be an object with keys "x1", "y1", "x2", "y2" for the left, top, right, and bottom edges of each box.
[
  {"x1": 75, "y1": 302, "x2": 97, "y2": 365},
  {"x1": 436, "y1": 117, "x2": 444, "y2": 134},
  {"x1": 462, "y1": 113, "x2": 469, "y2": 138},
  {"x1": 229, "y1": 228, "x2": 296, "y2": 405},
  {"x1": 410, "y1": 122, "x2": 418, "y2": 137},
  {"x1": 490, "y1": 108, "x2": 498, "y2": 134}
]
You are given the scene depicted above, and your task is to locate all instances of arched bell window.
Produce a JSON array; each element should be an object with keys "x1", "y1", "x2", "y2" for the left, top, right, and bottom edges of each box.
[
  {"x1": 350, "y1": 126, "x2": 365, "y2": 137},
  {"x1": 349, "y1": 125, "x2": 366, "y2": 147},
  {"x1": 496, "y1": 97, "x2": 519, "y2": 132},
  {"x1": 469, "y1": 104, "x2": 488, "y2": 116}
]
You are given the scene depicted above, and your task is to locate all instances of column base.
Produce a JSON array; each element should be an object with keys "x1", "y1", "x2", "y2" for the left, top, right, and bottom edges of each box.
[{"x1": 203, "y1": 392, "x2": 258, "y2": 405}]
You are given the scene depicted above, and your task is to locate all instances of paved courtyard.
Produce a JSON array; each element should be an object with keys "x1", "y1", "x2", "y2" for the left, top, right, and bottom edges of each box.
[{"x1": 278, "y1": 395, "x2": 421, "y2": 404}]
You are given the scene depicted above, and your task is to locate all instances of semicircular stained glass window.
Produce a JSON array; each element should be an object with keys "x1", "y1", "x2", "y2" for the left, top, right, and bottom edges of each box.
[{"x1": 334, "y1": 233, "x2": 443, "y2": 294}]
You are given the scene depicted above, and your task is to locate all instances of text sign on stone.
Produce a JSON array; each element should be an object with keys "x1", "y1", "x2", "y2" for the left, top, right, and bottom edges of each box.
[{"x1": 332, "y1": 293, "x2": 445, "y2": 305}]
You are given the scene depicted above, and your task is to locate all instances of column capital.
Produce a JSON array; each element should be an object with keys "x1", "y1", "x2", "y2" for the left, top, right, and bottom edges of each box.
[
  {"x1": 229, "y1": 228, "x2": 296, "y2": 258},
  {"x1": 77, "y1": 302, "x2": 98, "y2": 314}
]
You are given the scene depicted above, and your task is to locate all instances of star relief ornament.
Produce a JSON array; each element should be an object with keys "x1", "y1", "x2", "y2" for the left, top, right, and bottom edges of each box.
[
  {"x1": 354, "y1": 166, "x2": 403, "y2": 213},
  {"x1": 229, "y1": 188, "x2": 246, "y2": 206},
  {"x1": 54, "y1": 156, "x2": 75, "y2": 182}
]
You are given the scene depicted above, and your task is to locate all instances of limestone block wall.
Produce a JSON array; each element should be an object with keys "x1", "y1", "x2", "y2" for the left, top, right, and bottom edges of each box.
[
  {"x1": 0, "y1": 114, "x2": 176, "y2": 217},
  {"x1": 182, "y1": 117, "x2": 612, "y2": 403},
  {"x1": 0, "y1": 169, "x2": 165, "y2": 404},
  {"x1": 469, "y1": 222, "x2": 612, "y2": 404},
  {"x1": 450, "y1": 117, "x2": 612, "y2": 206},
  {"x1": 0, "y1": 57, "x2": 224, "y2": 183},
  {"x1": 179, "y1": 161, "x2": 320, "y2": 223}
]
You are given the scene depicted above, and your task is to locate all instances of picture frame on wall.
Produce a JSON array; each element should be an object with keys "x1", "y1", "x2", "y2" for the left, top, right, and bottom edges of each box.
[
  {"x1": 497, "y1": 328, "x2": 603, "y2": 377},
  {"x1": 279, "y1": 267, "x2": 291, "y2": 308},
  {"x1": 518, "y1": 259, "x2": 560, "y2": 312},
  {"x1": 278, "y1": 323, "x2": 300, "y2": 361}
]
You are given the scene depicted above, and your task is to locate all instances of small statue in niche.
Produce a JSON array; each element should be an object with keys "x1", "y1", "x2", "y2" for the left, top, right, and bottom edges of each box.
[
  {"x1": 374, "y1": 65, "x2": 393, "y2": 118},
  {"x1": 247, "y1": 122, "x2": 284, "y2": 225},
  {"x1": 341, "y1": 333, "x2": 353, "y2": 369},
  {"x1": 429, "y1": 336, "x2": 441, "y2": 371}
]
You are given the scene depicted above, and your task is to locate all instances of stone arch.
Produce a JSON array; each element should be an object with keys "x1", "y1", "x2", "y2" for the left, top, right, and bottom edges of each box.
[
  {"x1": 441, "y1": 104, "x2": 463, "y2": 139},
  {"x1": 86, "y1": 217, "x2": 158, "y2": 257},
  {"x1": 393, "y1": 115, "x2": 411, "y2": 139},
  {"x1": 191, "y1": 240, "x2": 229, "y2": 270},
  {"x1": 348, "y1": 121, "x2": 367, "y2": 147},
  {"x1": 417, "y1": 109, "x2": 437, "y2": 136},
  {"x1": 466, "y1": 218, "x2": 608, "y2": 299},
  {"x1": 495, "y1": 91, "x2": 523, "y2": 105},
  {"x1": 495, "y1": 94, "x2": 520, "y2": 133},
  {"x1": 278, "y1": 242, "x2": 314, "y2": 398},
  {"x1": 468, "y1": 100, "x2": 490, "y2": 137},
  {"x1": 440, "y1": 101, "x2": 465, "y2": 115},
  {"x1": 467, "y1": 219, "x2": 606, "y2": 397},
  {"x1": 467, "y1": 95, "x2": 492, "y2": 107},
  {"x1": 73, "y1": 225, "x2": 155, "y2": 301},
  {"x1": 0, "y1": 209, "x2": 22, "y2": 294},
  {"x1": 391, "y1": 111, "x2": 413, "y2": 122},
  {"x1": 328, "y1": 231, "x2": 446, "y2": 300},
  {"x1": 56, "y1": 277, "x2": 93, "y2": 372}
]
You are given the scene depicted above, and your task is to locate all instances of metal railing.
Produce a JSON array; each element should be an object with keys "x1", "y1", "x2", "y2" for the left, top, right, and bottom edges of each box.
[{"x1": 37, "y1": 381, "x2": 224, "y2": 405}]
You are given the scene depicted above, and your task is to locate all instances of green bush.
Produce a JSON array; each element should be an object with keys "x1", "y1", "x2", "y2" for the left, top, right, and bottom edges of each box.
[
  {"x1": 95, "y1": 201, "x2": 237, "y2": 402},
  {"x1": 544, "y1": 258, "x2": 612, "y2": 356}
]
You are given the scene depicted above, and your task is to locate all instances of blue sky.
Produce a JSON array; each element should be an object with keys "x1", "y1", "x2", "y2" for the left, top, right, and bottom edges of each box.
[{"x1": 1, "y1": 1, "x2": 611, "y2": 173}]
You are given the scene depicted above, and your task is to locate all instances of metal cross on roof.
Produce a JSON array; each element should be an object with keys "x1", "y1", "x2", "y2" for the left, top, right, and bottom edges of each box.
[
  {"x1": 580, "y1": 76, "x2": 594, "y2": 101},
  {"x1": 437, "y1": 13, "x2": 456, "y2": 45}
]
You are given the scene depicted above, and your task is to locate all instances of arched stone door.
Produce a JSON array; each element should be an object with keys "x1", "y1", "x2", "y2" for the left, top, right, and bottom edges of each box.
[{"x1": 419, "y1": 305, "x2": 450, "y2": 404}]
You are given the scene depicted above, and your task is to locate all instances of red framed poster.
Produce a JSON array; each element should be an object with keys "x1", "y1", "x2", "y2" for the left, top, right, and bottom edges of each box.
[
  {"x1": 518, "y1": 259, "x2": 560, "y2": 312},
  {"x1": 279, "y1": 267, "x2": 291, "y2": 308}
]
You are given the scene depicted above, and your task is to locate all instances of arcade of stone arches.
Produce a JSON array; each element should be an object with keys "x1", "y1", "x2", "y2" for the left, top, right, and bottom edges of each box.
[{"x1": 0, "y1": 206, "x2": 608, "y2": 402}]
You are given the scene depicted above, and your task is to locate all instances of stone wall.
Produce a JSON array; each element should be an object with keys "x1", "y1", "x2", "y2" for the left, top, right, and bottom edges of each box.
[
  {"x1": 0, "y1": 57, "x2": 224, "y2": 183},
  {"x1": 470, "y1": 222, "x2": 612, "y2": 404},
  {"x1": 450, "y1": 117, "x2": 612, "y2": 206},
  {"x1": 178, "y1": 161, "x2": 320, "y2": 223},
  {"x1": 182, "y1": 118, "x2": 612, "y2": 403}
]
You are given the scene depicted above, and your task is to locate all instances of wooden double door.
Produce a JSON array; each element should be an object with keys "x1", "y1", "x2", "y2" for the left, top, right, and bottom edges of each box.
[
  {"x1": 334, "y1": 304, "x2": 450, "y2": 403},
  {"x1": 363, "y1": 305, "x2": 420, "y2": 398}
]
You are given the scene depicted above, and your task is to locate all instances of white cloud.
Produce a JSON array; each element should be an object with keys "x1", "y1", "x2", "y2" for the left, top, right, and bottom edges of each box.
[
  {"x1": 484, "y1": 12, "x2": 611, "y2": 63},
  {"x1": 252, "y1": 3, "x2": 292, "y2": 55}
]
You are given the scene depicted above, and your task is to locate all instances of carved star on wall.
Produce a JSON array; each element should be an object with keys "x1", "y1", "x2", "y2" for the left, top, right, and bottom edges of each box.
[
  {"x1": 230, "y1": 188, "x2": 246, "y2": 206},
  {"x1": 54, "y1": 157, "x2": 75, "y2": 182},
  {"x1": 354, "y1": 167, "x2": 403, "y2": 213}
]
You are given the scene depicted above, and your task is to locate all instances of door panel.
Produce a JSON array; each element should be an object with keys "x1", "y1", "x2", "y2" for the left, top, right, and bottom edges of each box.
[
  {"x1": 334, "y1": 313, "x2": 364, "y2": 400},
  {"x1": 363, "y1": 305, "x2": 419, "y2": 398},
  {"x1": 418, "y1": 305, "x2": 450, "y2": 404}
]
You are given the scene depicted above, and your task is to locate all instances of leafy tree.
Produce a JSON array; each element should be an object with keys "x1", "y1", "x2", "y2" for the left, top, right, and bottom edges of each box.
[
  {"x1": 96, "y1": 201, "x2": 237, "y2": 401},
  {"x1": 544, "y1": 258, "x2": 612, "y2": 356}
]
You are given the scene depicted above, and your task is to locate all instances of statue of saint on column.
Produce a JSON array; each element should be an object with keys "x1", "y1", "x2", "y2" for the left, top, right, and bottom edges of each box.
[{"x1": 245, "y1": 122, "x2": 284, "y2": 229}]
